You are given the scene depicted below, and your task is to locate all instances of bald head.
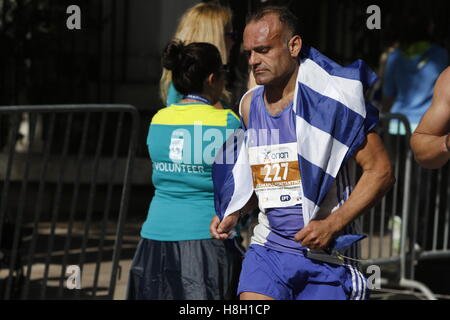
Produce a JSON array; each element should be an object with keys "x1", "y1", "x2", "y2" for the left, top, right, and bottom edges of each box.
[
  {"x1": 244, "y1": 13, "x2": 285, "y2": 48},
  {"x1": 246, "y1": 6, "x2": 300, "y2": 41}
]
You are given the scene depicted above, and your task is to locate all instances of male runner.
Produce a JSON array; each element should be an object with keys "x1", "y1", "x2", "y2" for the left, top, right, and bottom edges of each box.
[
  {"x1": 211, "y1": 6, "x2": 395, "y2": 300},
  {"x1": 411, "y1": 67, "x2": 450, "y2": 169}
]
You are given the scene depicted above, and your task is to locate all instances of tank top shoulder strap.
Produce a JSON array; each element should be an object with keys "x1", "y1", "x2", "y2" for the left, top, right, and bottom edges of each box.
[{"x1": 248, "y1": 86, "x2": 265, "y2": 129}]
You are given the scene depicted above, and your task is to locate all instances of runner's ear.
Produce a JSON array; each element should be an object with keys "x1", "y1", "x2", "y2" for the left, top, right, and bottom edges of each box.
[{"x1": 288, "y1": 35, "x2": 302, "y2": 59}]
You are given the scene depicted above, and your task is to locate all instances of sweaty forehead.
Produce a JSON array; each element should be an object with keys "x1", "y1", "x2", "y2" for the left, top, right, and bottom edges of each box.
[{"x1": 243, "y1": 14, "x2": 284, "y2": 49}]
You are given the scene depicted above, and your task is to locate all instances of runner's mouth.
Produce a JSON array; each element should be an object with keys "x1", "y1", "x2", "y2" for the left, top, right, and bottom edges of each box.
[{"x1": 254, "y1": 69, "x2": 267, "y2": 74}]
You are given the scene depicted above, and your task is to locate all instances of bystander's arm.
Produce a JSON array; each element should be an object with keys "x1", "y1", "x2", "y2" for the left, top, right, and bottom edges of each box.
[{"x1": 410, "y1": 67, "x2": 450, "y2": 169}]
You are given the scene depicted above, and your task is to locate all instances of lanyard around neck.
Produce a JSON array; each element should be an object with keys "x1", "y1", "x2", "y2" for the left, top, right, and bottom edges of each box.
[{"x1": 184, "y1": 94, "x2": 211, "y2": 105}]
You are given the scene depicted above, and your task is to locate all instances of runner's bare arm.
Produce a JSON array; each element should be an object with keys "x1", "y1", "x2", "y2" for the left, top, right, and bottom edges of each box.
[
  {"x1": 295, "y1": 132, "x2": 395, "y2": 250},
  {"x1": 240, "y1": 91, "x2": 254, "y2": 128},
  {"x1": 410, "y1": 67, "x2": 450, "y2": 169}
]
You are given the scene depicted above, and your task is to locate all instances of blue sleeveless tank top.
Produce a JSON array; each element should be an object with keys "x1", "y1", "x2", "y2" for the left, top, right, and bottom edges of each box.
[{"x1": 247, "y1": 86, "x2": 306, "y2": 255}]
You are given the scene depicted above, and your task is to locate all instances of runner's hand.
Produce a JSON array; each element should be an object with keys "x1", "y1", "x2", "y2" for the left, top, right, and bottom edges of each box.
[
  {"x1": 294, "y1": 219, "x2": 338, "y2": 250},
  {"x1": 210, "y1": 212, "x2": 240, "y2": 240}
]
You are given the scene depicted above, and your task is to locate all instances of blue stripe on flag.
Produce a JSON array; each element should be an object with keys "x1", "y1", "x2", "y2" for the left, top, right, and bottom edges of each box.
[
  {"x1": 212, "y1": 128, "x2": 247, "y2": 220},
  {"x1": 342, "y1": 102, "x2": 378, "y2": 163},
  {"x1": 298, "y1": 154, "x2": 336, "y2": 206},
  {"x1": 296, "y1": 84, "x2": 365, "y2": 147},
  {"x1": 213, "y1": 139, "x2": 237, "y2": 220},
  {"x1": 212, "y1": 163, "x2": 235, "y2": 221}
]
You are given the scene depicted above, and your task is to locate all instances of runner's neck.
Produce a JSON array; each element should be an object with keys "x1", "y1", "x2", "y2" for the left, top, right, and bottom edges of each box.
[{"x1": 264, "y1": 66, "x2": 299, "y2": 112}]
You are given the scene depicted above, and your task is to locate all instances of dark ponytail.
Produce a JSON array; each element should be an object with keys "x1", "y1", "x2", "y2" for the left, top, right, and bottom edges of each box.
[
  {"x1": 162, "y1": 41, "x2": 184, "y2": 71},
  {"x1": 161, "y1": 40, "x2": 223, "y2": 96}
]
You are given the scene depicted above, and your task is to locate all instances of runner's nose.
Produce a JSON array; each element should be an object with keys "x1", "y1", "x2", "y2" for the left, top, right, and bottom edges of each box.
[{"x1": 248, "y1": 51, "x2": 260, "y2": 67}]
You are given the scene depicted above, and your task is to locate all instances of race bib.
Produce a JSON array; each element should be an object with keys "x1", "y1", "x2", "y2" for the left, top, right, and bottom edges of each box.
[{"x1": 248, "y1": 142, "x2": 302, "y2": 209}]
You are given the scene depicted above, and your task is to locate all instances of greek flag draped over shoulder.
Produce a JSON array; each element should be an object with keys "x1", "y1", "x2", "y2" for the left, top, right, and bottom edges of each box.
[{"x1": 212, "y1": 46, "x2": 379, "y2": 227}]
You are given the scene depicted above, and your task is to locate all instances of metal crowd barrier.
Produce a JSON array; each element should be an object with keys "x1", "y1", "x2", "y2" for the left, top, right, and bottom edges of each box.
[
  {"x1": 0, "y1": 104, "x2": 139, "y2": 299},
  {"x1": 409, "y1": 158, "x2": 450, "y2": 286},
  {"x1": 359, "y1": 113, "x2": 439, "y2": 300}
]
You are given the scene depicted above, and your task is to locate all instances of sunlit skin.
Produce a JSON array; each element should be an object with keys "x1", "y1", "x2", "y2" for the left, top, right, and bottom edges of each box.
[{"x1": 411, "y1": 67, "x2": 450, "y2": 168}]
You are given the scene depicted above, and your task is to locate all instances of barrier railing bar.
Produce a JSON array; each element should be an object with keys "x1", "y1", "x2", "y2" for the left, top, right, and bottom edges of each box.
[
  {"x1": 360, "y1": 256, "x2": 403, "y2": 267},
  {"x1": 399, "y1": 121, "x2": 412, "y2": 280},
  {"x1": 75, "y1": 112, "x2": 108, "y2": 298},
  {"x1": 41, "y1": 113, "x2": 73, "y2": 299},
  {"x1": 380, "y1": 198, "x2": 386, "y2": 258},
  {"x1": 26, "y1": 112, "x2": 54, "y2": 300},
  {"x1": 360, "y1": 214, "x2": 365, "y2": 258},
  {"x1": 108, "y1": 108, "x2": 139, "y2": 298},
  {"x1": 421, "y1": 169, "x2": 432, "y2": 249},
  {"x1": 0, "y1": 114, "x2": 21, "y2": 252},
  {"x1": 5, "y1": 113, "x2": 37, "y2": 299},
  {"x1": 443, "y1": 172, "x2": 450, "y2": 251},
  {"x1": 21, "y1": 113, "x2": 57, "y2": 299},
  {"x1": 410, "y1": 163, "x2": 422, "y2": 280},
  {"x1": 392, "y1": 127, "x2": 400, "y2": 217},
  {"x1": 369, "y1": 207, "x2": 374, "y2": 258},
  {"x1": 2, "y1": 114, "x2": 25, "y2": 299},
  {"x1": 57, "y1": 112, "x2": 91, "y2": 297},
  {"x1": 432, "y1": 170, "x2": 442, "y2": 251},
  {"x1": 92, "y1": 112, "x2": 124, "y2": 297},
  {"x1": 389, "y1": 133, "x2": 400, "y2": 257},
  {"x1": 418, "y1": 250, "x2": 450, "y2": 260}
]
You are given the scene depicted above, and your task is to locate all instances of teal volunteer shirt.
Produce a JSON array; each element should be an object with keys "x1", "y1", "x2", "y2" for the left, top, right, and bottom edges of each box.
[{"x1": 141, "y1": 103, "x2": 240, "y2": 241}]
